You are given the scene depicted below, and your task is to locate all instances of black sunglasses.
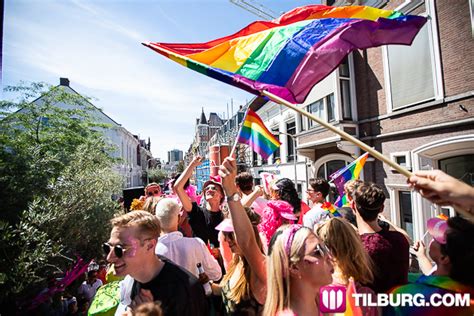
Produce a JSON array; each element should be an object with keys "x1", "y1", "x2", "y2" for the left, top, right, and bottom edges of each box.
[
  {"x1": 147, "y1": 190, "x2": 160, "y2": 196},
  {"x1": 223, "y1": 231, "x2": 235, "y2": 241},
  {"x1": 103, "y1": 243, "x2": 126, "y2": 258}
]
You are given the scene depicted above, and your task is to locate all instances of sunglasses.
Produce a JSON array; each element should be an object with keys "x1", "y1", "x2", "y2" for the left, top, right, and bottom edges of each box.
[
  {"x1": 103, "y1": 243, "x2": 128, "y2": 258},
  {"x1": 305, "y1": 243, "x2": 331, "y2": 259},
  {"x1": 223, "y1": 231, "x2": 235, "y2": 241},
  {"x1": 147, "y1": 190, "x2": 161, "y2": 196},
  {"x1": 205, "y1": 185, "x2": 220, "y2": 192}
]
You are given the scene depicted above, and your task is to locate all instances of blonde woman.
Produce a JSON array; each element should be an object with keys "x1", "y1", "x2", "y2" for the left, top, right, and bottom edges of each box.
[
  {"x1": 217, "y1": 158, "x2": 267, "y2": 315},
  {"x1": 264, "y1": 224, "x2": 333, "y2": 316},
  {"x1": 316, "y1": 217, "x2": 378, "y2": 315}
]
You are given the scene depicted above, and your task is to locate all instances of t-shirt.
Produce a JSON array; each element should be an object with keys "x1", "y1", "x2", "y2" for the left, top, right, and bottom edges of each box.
[
  {"x1": 297, "y1": 201, "x2": 311, "y2": 225},
  {"x1": 302, "y1": 203, "x2": 330, "y2": 229},
  {"x1": 130, "y1": 258, "x2": 208, "y2": 316},
  {"x1": 78, "y1": 279, "x2": 103, "y2": 302},
  {"x1": 360, "y1": 228, "x2": 410, "y2": 293},
  {"x1": 189, "y1": 202, "x2": 223, "y2": 247}
]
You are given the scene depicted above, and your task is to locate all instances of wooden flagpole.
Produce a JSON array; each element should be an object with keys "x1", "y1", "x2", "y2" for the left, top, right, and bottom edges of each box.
[
  {"x1": 263, "y1": 90, "x2": 474, "y2": 222},
  {"x1": 262, "y1": 90, "x2": 412, "y2": 177},
  {"x1": 229, "y1": 106, "x2": 250, "y2": 158}
]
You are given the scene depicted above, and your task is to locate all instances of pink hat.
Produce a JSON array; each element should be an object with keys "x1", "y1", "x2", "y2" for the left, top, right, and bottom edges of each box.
[
  {"x1": 267, "y1": 200, "x2": 297, "y2": 221},
  {"x1": 215, "y1": 218, "x2": 234, "y2": 232},
  {"x1": 427, "y1": 217, "x2": 448, "y2": 244}
]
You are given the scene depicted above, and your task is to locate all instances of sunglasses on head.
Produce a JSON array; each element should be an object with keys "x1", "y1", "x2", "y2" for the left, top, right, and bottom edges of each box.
[
  {"x1": 306, "y1": 243, "x2": 331, "y2": 259},
  {"x1": 147, "y1": 190, "x2": 160, "y2": 196},
  {"x1": 103, "y1": 243, "x2": 126, "y2": 258}
]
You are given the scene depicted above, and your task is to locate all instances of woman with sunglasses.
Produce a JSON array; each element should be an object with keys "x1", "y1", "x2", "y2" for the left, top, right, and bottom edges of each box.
[
  {"x1": 217, "y1": 158, "x2": 267, "y2": 315},
  {"x1": 264, "y1": 224, "x2": 333, "y2": 316}
]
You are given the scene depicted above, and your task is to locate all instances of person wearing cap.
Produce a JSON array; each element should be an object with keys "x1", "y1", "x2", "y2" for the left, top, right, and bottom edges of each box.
[
  {"x1": 351, "y1": 182, "x2": 409, "y2": 294},
  {"x1": 217, "y1": 157, "x2": 267, "y2": 315},
  {"x1": 302, "y1": 177, "x2": 331, "y2": 229},
  {"x1": 174, "y1": 156, "x2": 224, "y2": 248},
  {"x1": 386, "y1": 216, "x2": 474, "y2": 316}
]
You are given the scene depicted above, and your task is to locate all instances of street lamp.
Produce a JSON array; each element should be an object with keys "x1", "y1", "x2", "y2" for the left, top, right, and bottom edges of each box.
[{"x1": 277, "y1": 131, "x2": 297, "y2": 188}]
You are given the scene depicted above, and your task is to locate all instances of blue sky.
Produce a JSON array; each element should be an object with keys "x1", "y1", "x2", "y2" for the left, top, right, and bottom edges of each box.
[{"x1": 2, "y1": 0, "x2": 317, "y2": 160}]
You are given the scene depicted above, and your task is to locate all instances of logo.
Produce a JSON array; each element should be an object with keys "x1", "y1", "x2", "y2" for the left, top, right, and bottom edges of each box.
[{"x1": 320, "y1": 285, "x2": 346, "y2": 313}]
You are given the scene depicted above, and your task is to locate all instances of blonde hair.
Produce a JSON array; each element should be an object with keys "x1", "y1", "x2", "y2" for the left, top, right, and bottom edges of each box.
[
  {"x1": 316, "y1": 217, "x2": 374, "y2": 285},
  {"x1": 344, "y1": 179, "x2": 363, "y2": 201},
  {"x1": 263, "y1": 225, "x2": 313, "y2": 316},
  {"x1": 143, "y1": 196, "x2": 162, "y2": 214},
  {"x1": 110, "y1": 210, "x2": 161, "y2": 240}
]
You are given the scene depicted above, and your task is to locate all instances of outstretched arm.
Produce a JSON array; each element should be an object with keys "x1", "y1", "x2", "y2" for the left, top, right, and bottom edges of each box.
[
  {"x1": 219, "y1": 157, "x2": 266, "y2": 284},
  {"x1": 174, "y1": 156, "x2": 202, "y2": 212},
  {"x1": 241, "y1": 185, "x2": 264, "y2": 208}
]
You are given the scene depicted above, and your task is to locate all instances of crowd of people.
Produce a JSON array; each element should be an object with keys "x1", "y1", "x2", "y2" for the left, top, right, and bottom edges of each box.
[{"x1": 40, "y1": 156, "x2": 474, "y2": 315}]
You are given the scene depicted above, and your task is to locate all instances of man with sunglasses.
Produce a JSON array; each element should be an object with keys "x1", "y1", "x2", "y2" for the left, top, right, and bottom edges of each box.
[
  {"x1": 106, "y1": 211, "x2": 208, "y2": 315},
  {"x1": 174, "y1": 156, "x2": 224, "y2": 249},
  {"x1": 302, "y1": 178, "x2": 331, "y2": 229}
]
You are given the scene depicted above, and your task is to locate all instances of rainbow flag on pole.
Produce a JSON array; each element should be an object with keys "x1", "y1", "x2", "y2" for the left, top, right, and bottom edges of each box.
[
  {"x1": 143, "y1": 5, "x2": 426, "y2": 104},
  {"x1": 237, "y1": 109, "x2": 281, "y2": 159},
  {"x1": 330, "y1": 153, "x2": 369, "y2": 208}
]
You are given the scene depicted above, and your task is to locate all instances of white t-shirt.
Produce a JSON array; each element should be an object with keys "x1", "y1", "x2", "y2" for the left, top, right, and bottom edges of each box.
[
  {"x1": 78, "y1": 279, "x2": 102, "y2": 302},
  {"x1": 302, "y1": 203, "x2": 330, "y2": 229}
]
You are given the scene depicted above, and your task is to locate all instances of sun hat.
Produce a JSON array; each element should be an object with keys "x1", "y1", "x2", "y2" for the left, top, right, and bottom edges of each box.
[{"x1": 215, "y1": 218, "x2": 234, "y2": 232}]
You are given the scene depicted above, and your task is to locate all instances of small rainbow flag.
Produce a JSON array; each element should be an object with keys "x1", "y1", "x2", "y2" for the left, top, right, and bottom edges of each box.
[
  {"x1": 237, "y1": 109, "x2": 281, "y2": 159},
  {"x1": 322, "y1": 201, "x2": 341, "y2": 218},
  {"x1": 143, "y1": 5, "x2": 426, "y2": 104},
  {"x1": 330, "y1": 153, "x2": 369, "y2": 208},
  {"x1": 345, "y1": 277, "x2": 363, "y2": 316}
]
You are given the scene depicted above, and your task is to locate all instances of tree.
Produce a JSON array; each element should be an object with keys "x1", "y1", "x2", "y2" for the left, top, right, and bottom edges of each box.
[
  {"x1": 147, "y1": 167, "x2": 168, "y2": 184},
  {"x1": 0, "y1": 82, "x2": 123, "y2": 312}
]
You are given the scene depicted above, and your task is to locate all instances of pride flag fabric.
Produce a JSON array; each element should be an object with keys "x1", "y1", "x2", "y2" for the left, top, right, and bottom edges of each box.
[
  {"x1": 330, "y1": 153, "x2": 369, "y2": 208},
  {"x1": 144, "y1": 5, "x2": 426, "y2": 104},
  {"x1": 237, "y1": 109, "x2": 281, "y2": 159}
]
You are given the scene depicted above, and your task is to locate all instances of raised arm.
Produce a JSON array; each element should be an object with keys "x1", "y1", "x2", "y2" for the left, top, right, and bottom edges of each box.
[
  {"x1": 241, "y1": 185, "x2": 264, "y2": 208},
  {"x1": 218, "y1": 157, "x2": 266, "y2": 283},
  {"x1": 174, "y1": 156, "x2": 202, "y2": 212}
]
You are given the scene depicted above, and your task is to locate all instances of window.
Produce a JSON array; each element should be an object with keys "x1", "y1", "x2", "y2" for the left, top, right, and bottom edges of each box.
[
  {"x1": 317, "y1": 160, "x2": 346, "y2": 179},
  {"x1": 390, "y1": 152, "x2": 412, "y2": 171},
  {"x1": 439, "y1": 154, "x2": 474, "y2": 186},
  {"x1": 339, "y1": 57, "x2": 352, "y2": 120},
  {"x1": 286, "y1": 121, "x2": 296, "y2": 162},
  {"x1": 387, "y1": 22, "x2": 436, "y2": 109},
  {"x1": 252, "y1": 151, "x2": 258, "y2": 167},
  {"x1": 398, "y1": 191, "x2": 414, "y2": 241},
  {"x1": 307, "y1": 99, "x2": 323, "y2": 128},
  {"x1": 306, "y1": 94, "x2": 335, "y2": 127}
]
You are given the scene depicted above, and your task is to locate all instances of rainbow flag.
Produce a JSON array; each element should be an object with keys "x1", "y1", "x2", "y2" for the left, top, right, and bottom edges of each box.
[
  {"x1": 143, "y1": 5, "x2": 426, "y2": 104},
  {"x1": 237, "y1": 109, "x2": 281, "y2": 159},
  {"x1": 330, "y1": 153, "x2": 369, "y2": 208},
  {"x1": 322, "y1": 201, "x2": 341, "y2": 218},
  {"x1": 344, "y1": 277, "x2": 363, "y2": 316}
]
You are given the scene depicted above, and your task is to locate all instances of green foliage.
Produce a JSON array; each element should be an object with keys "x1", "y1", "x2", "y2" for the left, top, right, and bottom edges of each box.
[
  {"x1": 148, "y1": 167, "x2": 168, "y2": 184},
  {"x1": 177, "y1": 160, "x2": 185, "y2": 173},
  {"x1": 0, "y1": 82, "x2": 124, "y2": 309}
]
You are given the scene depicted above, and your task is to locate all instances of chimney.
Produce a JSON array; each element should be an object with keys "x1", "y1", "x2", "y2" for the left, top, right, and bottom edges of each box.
[{"x1": 60, "y1": 77, "x2": 70, "y2": 86}]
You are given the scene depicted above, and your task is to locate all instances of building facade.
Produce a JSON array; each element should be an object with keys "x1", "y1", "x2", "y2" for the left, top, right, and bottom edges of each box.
[{"x1": 168, "y1": 149, "x2": 183, "y2": 163}]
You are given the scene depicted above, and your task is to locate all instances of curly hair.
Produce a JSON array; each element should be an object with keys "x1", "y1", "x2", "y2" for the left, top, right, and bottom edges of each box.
[{"x1": 274, "y1": 178, "x2": 301, "y2": 214}]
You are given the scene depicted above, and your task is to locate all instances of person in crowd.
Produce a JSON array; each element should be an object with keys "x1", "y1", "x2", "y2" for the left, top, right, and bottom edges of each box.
[
  {"x1": 235, "y1": 172, "x2": 266, "y2": 211},
  {"x1": 302, "y1": 178, "x2": 331, "y2": 228},
  {"x1": 96, "y1": 260, "x2": 107, "y2": 285},
  {"x1": 412, "y1": 239, "x2": 435, "y2": 275},
  {"x1": 144, "y1": 183, "x2": 162, "y2": 198},
  {"x1": 316, "y1": 217, "x2": 378, "y2": 316},
  {"x1": 166, "y1": 173, "x2": 194, "y2": 237},
  {"x1": 271, "y1": 178, "x2": 309, "y2": 219},
  {"x1": 77, "y1": 270, "x2": 103, "y2": 305},
  {"x1": 217, "y1": 157, "x2": 267, "y2": 315},
  {"x1": 264, "y1": 224, "x2": 333, "y2": 316},
  {"x1": 154, "y1": 198, "x2": 222, "y2": 283},
  {"x1": 142, "y1": 196, "x2": 162, "y2": 214},
  {"x1": 174, "y1": 156, "x2": 224, "y2": 248},
  {"x1": 408, "y1": 169, "x2": 474, "y2": 212},
  {"x1": 105, "y1": 211, "x2": 208, "y2": 315},
  {"x1": 386, "y1": 216, "x2": 474, "y2": 315},
  {"x1": 258, "y1": 200, "x2": 297, "y2": 248},
  {"x1": 351, "y1": 182, "x2": 409, "y2": 293}
]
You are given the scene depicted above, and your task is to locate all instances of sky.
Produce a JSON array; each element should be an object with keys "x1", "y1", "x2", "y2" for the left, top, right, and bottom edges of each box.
[{"x1": 2, "y1": 0, "x2": 317, "y2": 160}]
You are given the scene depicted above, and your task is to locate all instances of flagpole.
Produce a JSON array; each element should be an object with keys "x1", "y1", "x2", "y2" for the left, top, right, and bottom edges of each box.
[
  {"x1": 262, "y1": 90, "x2": 474, "y2": 222},
  {"x1": 229, "y1": 106, "x2": 250, "y2": 158},
  {"x1": 262, "y1": 90, "x2": 411, "y2": 178}
]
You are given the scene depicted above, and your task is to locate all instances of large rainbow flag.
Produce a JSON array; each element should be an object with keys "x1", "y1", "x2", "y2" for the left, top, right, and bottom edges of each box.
[
  {"x1": 237, "y1": 108, "x2": 281, "y2": 159},
  {"x1": 330, "y1": 152, "x2": 369, "y2": 208},
  {"x1": 143, "y1": 5, "x2": 426, "y2": 104}
]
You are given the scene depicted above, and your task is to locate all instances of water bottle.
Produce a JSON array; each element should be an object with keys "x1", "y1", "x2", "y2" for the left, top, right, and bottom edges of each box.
[{"x1": 196, "y1": 262, "x2": 212, "y2": 296}]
